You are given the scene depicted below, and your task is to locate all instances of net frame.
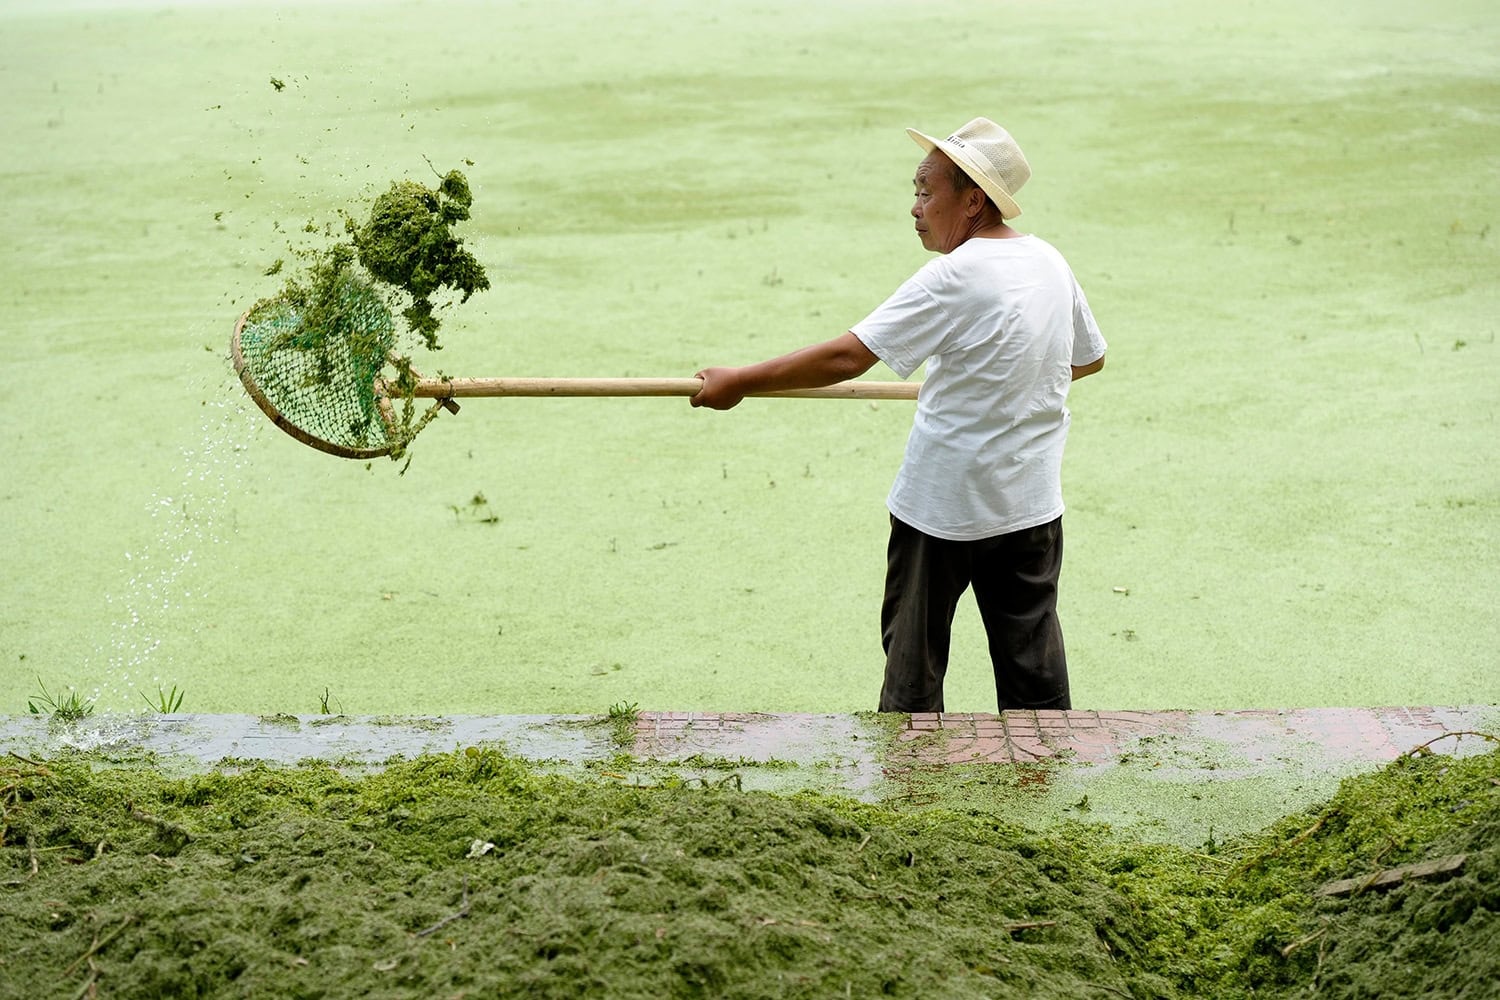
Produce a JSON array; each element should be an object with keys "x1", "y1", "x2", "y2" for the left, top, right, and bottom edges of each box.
[{"x1": 231, "y1": 276, "x2": 411, "y2": 459}]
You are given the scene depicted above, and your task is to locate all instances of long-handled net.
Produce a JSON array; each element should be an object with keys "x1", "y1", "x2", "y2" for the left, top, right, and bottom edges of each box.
[{"x1": 232, "y1": 289, "x2": 918, "y2": 460}]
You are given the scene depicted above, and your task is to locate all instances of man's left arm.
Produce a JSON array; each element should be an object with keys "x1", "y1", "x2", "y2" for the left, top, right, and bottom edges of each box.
[
  {"x1": 1071, "y1": 354, "x2": 1105, "y2": 381},
  {"x1": 691, "y1": 332, "x2": 880, "y2": 410}
]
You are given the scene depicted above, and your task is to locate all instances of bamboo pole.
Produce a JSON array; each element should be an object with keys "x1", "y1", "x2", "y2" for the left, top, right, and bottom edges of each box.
[{"x1": 378, "y1": 377, "x2": 920, "y2": 400}]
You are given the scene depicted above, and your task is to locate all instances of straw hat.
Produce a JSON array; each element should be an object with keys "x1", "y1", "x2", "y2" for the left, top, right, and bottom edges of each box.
[{"x1": 907, "y1": 118, "x2": 1031, "y2": 219}]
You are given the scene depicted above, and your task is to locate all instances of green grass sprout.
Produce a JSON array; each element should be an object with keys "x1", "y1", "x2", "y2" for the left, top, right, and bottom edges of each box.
[
  {"x1": 140, "y1": 684, "x2": 184, "y2": 714},
  {"x1": 26, "y1": 677, "x2": 95, "y2": 723}
]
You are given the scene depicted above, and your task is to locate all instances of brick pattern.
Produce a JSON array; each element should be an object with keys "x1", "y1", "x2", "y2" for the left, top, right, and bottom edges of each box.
[
  {"x1": 889, "y1": 710, "x2": 1170, "y2": 765},
  {"x1": 631, "y1": 711, "x2": 778, "y2": 758},
  {"x1": 628, "y1": 709, "x2": 1176, "y2": 765},
  {"x1": 628, "y1": 707, "x2": 1496, "y2": 769}
]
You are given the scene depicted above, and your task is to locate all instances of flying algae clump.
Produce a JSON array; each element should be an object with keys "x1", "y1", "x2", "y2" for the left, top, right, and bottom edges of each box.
[
  {"x1": 351, "y1": 169, "x2": 490, "y2": 351},
  {"x1": 240, "y1": 167, "x2": 489, "y2": 462},
  {"x1": 270, "y1": 166, "x2": 489, "y2": 364}
]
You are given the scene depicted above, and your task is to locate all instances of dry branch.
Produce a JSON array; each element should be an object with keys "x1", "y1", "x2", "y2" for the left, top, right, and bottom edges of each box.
[
  {"x1": 59, "y1": 915, "x2": 134, "y2": 981},
  {"x1": 1404, "y1": 730, "x2": 1500, "y2": 757},
  {"x1": 1230, "y1": 814, "x2": 1329, "y2": 880},
  {"x1": 415, "y1": 876, "x2": 471, "y2": 938},
  {"x1": 1005, "y1": 920, "x2": 1058, "y2": 933},
  {"x1": 1314, "y1": 854, "x2": 1467, "y2": 898}
]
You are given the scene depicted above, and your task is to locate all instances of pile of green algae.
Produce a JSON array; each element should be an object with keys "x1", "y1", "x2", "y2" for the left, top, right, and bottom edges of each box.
[{"x1": 2, "y1": 747, "x2": 1495, "y2": 999}]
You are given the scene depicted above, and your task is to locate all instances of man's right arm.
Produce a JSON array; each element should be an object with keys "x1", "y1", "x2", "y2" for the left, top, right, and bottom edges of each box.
[{"x1": 691, "y1": 332, "x2": 880, "y2": 410}]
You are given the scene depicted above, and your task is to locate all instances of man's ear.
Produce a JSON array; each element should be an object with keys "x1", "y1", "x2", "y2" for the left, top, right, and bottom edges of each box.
[{"x1": 964, "y1": 186, "x2": 989, "y2": 217}]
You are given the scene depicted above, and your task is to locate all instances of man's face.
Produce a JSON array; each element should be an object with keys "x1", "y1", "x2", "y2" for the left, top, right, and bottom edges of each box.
[{"x1": 911, "y1": 150, "x2": 974, "y2": 254}]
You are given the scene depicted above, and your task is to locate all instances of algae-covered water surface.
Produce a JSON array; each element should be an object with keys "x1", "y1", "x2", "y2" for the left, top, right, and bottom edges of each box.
[
  {"x1": 2, "y1": 747, "x2": 1496, "y2": 998},
  {"x1": 5, "y1": 3, "x2": 1495, "y2": 994},
  {"x1": 2, "y1": 0, "x2": 1497, "y2": 716}
]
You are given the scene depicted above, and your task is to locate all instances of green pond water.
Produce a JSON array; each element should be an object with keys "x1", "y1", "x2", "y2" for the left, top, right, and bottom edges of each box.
[{"x1": 2, "y1": 0, "x2": 1496, "y2": 716}]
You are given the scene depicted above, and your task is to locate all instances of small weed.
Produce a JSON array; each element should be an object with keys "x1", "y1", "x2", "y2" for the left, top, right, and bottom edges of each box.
[
  {"x1": 27, "y1": 677, "x2": 95, "y2": 723},
  {"x1": 319, "y1": 687, "x2": 342, "y2": 715},
  {"x1": 674, "y1": 753, "x2": 797, "y2": 771},
  {"x1": 449, "y1": 492, "x2": 499, "y2": 525},
  {"x1": 141, "y1": 684, "x2": 185, "y2": 714},
  {"x1": 607, "y1": 701, "x2": 640, "y2": 749}
]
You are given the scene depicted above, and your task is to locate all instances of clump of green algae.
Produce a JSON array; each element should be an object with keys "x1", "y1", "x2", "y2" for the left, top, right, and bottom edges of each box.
[
  {"x1": 254, "y1": 168, "x2": 489, "y2": 461},
  {"x1": 351, "y1": 170, "x2": 488, "y2": 350},
  {"x1": 1, "y1": 747, "x2": 1495, "y2": 998}
]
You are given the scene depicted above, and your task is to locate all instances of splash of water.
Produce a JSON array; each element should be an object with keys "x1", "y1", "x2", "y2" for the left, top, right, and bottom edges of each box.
[{"x1": 80, "y1": 386, "x2": 261, "y2": 718}]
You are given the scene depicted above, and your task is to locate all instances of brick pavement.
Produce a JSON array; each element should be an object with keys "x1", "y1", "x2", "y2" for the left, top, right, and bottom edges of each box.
[
  {"x1": 630, "y1": 706, "x2": 1498, "y2": 774},
  {"x1": 1, "y1": 706, "x2": 1493, "y2": 780}
]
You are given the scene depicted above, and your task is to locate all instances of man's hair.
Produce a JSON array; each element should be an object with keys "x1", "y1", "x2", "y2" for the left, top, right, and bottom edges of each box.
[
  {"x1": 947, "y1": 161, "x2": 996, "y2": 212},
  {"x1": 948, "y1": 161, "x2": 978, "y2": 194}
]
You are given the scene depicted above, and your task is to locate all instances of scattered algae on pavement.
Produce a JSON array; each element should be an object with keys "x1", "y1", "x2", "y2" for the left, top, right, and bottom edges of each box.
[{"x1": 1, "y1": 747, "x2": 1495, "y2": 998}]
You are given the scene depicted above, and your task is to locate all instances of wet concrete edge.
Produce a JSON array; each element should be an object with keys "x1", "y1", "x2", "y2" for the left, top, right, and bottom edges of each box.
[{"x1": 4, "y1": 706, "x2": 1496, "y2": 844}]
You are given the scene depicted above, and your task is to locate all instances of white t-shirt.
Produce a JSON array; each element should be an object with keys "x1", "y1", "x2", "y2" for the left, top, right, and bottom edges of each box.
[{"x1": 851, "y1": 235, "x2": 1106, "y2": 541}]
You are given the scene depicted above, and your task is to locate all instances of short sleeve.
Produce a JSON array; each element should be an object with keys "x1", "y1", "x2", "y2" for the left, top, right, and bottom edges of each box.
[
  {"x1": 1070, "y1": 278, "x2": 1107, "y2": 366},
  {"x1": 850, "y1": 266, "x2": 955, "y2": 380}
]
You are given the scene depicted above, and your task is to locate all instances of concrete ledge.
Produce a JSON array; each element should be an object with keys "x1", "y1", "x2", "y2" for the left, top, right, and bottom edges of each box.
[
  {"x1": 4, "y1": 705, "x2": 1494, "y2": 774},
  {"x1": 5, "y1": 706, "x2": 1495, "y2": 845}
]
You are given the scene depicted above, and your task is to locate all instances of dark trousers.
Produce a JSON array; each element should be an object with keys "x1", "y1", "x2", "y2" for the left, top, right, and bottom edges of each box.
[{"x1": 878, "y1": 515, "x2": 1070, "y2": 713}]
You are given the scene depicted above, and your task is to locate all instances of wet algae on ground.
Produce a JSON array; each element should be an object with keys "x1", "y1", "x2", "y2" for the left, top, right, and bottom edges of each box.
[{"x1": 1, "y1": 747, "x2": 1496, "y2": 999}]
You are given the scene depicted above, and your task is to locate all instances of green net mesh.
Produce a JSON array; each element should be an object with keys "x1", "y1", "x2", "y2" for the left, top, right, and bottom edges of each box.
[{"x1": 234, "y1": 274, "x2": 400, "y2": 458}]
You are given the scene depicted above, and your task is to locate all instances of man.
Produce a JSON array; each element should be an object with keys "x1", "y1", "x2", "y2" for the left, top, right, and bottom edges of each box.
[{"x1": 691, "y1": 118, "x2": 1106, "y2": 713}]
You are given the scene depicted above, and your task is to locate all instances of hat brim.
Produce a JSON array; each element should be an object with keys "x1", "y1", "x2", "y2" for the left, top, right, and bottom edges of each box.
[{"x1": 907, "y1": 127, "x2": 1022, "y2": 219}]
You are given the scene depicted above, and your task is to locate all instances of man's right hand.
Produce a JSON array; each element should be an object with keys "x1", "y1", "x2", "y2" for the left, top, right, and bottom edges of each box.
[{"x1": 690, "y1": 367, "x2": 747, "y2": 410}]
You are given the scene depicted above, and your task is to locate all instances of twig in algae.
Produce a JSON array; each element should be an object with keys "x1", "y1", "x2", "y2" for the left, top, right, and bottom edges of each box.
[
  {"x1": 59, "y1": 914, "x2": 135, "y2": 982},
  {"x1": 415, "y1": 875, "x2": 471, "y2": 937},
  {"x1": 2, "y1": 754, "x2": 51, "y2": 851},
  {"x1": 1281, "y1": 926, "x2": 1327, "y2": 958},
  {"x1": 1228, "y1": 813, "x2": 1330, "y2": 881},
  {"x1": 1004, "y1": 920, "x2": 1058, "y2": 933},
  {"x1": 70, "y1": 966, "x2": 98, "y2": 1000},
  {"x1": 1404, "y1": 730, "x2": 1500, "y2": 757},
  {"x1": 125, "y1": 801, "x2": 192, "y2": 851}
]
